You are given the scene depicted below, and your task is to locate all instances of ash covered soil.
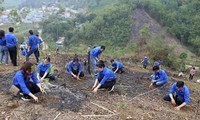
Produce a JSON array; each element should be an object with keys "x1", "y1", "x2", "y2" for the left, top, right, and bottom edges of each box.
[{"x1": 0, "y1": 53, "x2": 199, "y2": 120}]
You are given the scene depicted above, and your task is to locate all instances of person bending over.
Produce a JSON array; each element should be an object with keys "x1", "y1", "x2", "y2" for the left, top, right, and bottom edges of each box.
[
  {"x1": 37, "y1": 56, "x2": 55, "y2": 82},
  {"x1": 13, "y1": 62, "x2": 45, "y2": 101},
  {"x1": 92, "y1": 63, "x2": 116, "y2": 93},
  {"x1": 67, "y1": 57, "x2": 84, "y2": 80},
  {"x1": 149, "y1": 66, "x2": 168, "y2": 88},
  {"x1": 163, "y1": 81, "x2": 190, "y2": 110},
  {"x1": 110, "y1": 59, "x2": 124, "y2": 73}
]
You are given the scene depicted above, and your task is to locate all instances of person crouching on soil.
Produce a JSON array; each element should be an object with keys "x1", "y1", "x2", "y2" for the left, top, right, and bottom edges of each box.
[
  {"x1": 13, "y1": 62, "x2": 45, "y2": 102},
  {"x1": 163, "y1": 81, "x2": 190, "y2": 110},
  {"x1": 92, "y1": 62, "x2": 116, "y2": 93},
  {"x1": 37, "y1": 56, "x2": 55, "y2": 82},
  {"x1": 67, "y1": 57, "x2": 84, "y2": 80},
  {"x1": 110, "y1": 59, "x2": 124, "y2": 74},
  {"x1": 149, "y1": 66, "x2": 168, "y2": 88},
  {"x1": 189, "y1": 67, "x2": 196, "y2": 80}
]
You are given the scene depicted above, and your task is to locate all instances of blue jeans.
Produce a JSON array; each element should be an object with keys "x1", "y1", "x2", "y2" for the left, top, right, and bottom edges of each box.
[
  {"x1": 26, "y1": 48, "x2": 39, "y2": 63},
  {"x1": 154, "y1": 80, "x2": 167, "y2": 87},
  {"x1": 0, "y1": 45, "x2": 9, "y2": 64},
  {"x1": 90, "y1": 57, "x2": 97, "y2": 72}
]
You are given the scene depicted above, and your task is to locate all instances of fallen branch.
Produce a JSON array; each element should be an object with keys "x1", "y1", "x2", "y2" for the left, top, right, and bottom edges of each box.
[
  {"x1": 81, "y1": 113, "x2": 118, "y2": 117},
  {"x1": 53, "y1": 112, "x2": 61, "y2": 120},
  {"x1": 91, "y1": 102, "x2": 115, "y2": 114},
  {"x1": 128, "y1": 88, "x2": 158, "y2": 102}
]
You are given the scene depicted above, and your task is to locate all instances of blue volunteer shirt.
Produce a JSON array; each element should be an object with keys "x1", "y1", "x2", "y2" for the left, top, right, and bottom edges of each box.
[
  {"x1": 0, "y1": 37, "x2": 6, "y2": 46},
  {"x1": 37, "y1": 62, "x2": 51, "y2": 73},
  {"x1": 68, "y1": 60, "x2": 82, "y2": 74},
  {"x1": 144, "y1": 58, "x2": 148, "y2": 64},
  {"x1": 13, "y1": 70, "x2": 40, "y2": 95},
  {"x1": 90, "y1": 46, "x2": 102, "y2": 58},
  {"x1": 5, "y1": 32, "x2": 17, "y2": 47},
  {"x1": 153, "y1": 69, "x2": 168, "y2": 83},
  {"x1": 96, "y1": 67, "x2": 116, "y2": 85},
  {"x1": 28, "y1": 35, "x2": 38, "y2": 49},
  {"x1": 169, "y1": 83, "x2": 190, "y2": 104},
  {"x1": 111, "y1": 61, "x2": 123, "y2": 69}
]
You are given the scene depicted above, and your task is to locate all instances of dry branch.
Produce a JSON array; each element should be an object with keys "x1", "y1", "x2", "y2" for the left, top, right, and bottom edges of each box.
[
  {"x1": 53, "y1": 112, "x2": 61, "y2": 120},
  {"x1": 90, "y1": 102, "x2": 115, "y2": 114}
]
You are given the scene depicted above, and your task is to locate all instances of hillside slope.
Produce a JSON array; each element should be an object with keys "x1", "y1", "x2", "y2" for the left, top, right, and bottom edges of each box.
[{"x1": 131, "y1": 8, "x2": 196, "y2": 61}]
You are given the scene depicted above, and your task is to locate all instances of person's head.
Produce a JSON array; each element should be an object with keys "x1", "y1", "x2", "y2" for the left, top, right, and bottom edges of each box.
[
  {"x1": 100, "y1": 45, "x2": 105, "y2": 52},
  {"x1": 96, "y1": 63, "x2": 104, "y2": 72},
  {"x1": 110, "y1": 59, "x2": 115, "y2": 64},
  {"x1": 98, "y1": 60, "x2": 105, "y2": 67},
  {"x1": 176, "y1": 81, "x2": 184, "y2": 91},
  {"x1": 0, "y1": 30, "x2": 5, "y2": 38},
  {"x1": 9, "y1": 27, "x2": 14, "y2": 32},
  {"x1": 153, "y1": 66, "x2": 160, "y2": 73},
  {"x1": 193, "y1": 67, "x2": 195, "y2": 70},
  {"x1": 73, "y1": 57, "x2": 79, "y2": 65},
  {"x1": 36, "y1": 34, "x2": 39, "y2": 37},
  {"x1": 29, "y1": 30, "x2": 33, "y2": 35},
  {"x1": 44, "y1": 56, "x2": 50, "y2": 65},
  {"x1": 21, "y1": 62, "x2": 34, "y2": 75}
]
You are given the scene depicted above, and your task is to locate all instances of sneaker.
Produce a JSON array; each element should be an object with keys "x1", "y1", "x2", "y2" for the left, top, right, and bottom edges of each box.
[
  {"x1": 21, "y1": 96, "x2": 31, "y2": 101},
  {"x1": 108, "y1": 86, "x2": 115, "y2": 93}
]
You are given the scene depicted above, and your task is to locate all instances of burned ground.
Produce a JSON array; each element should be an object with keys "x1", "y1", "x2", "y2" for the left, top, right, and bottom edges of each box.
[{"x1": 0, "y1": 53, "x2": 199, "y2": 120}]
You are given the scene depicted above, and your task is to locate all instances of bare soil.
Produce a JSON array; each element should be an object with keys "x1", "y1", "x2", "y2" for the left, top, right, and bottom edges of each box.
[{"x1": 0, "y1": 53, "x2": 199, "y2": 120}]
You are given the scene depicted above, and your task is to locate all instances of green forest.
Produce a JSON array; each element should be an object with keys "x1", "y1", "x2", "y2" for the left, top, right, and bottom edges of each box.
[{"x1": 41, "y1": 0, "x2": 200, "y2": 55}]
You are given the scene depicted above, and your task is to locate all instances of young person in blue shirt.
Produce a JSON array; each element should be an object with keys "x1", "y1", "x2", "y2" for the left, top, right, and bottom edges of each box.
[
  {"x1": 110, "y1": 59, "x2": 124, "y2": 74},
  {"x1": 0, "y1": 30, "x2": 8, "y2": 65},
  {"x1": 141, "y1": 56, "x2": 148, "y2": 69},
  {"x1": 37, "y1": 56, "x2": 55, "y2": 82},
  {"x1": 26, "y1": 30, "x2": 39, "y2": 63},
  {"x1": 36, "y1": 34, "x2": 42, "y2": 59},
  {"x1": 149, "y1": 66, "x2": 168, "y2": 88},
  {"x1": 13, "y1": 62, "x2": 45, "y2": 102},
  {"x1": 92, "y1": 62, "x2": 116, "y2": 93},
  {"x1": 5, "y1": 27, "x2": 18, "y2": 66},
  {"x1": 67, "y1": 57, "x2": 84, "y2": 80},
  {"x1": 90, "y1": 46, "x2": 105, "y2": 72},
  {"x1": 163, "y1": 81, "x2": 190, "y2": 110}
]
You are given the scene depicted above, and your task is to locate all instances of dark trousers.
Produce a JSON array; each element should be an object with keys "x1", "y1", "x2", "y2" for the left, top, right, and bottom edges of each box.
[
  {"x1": 7, "y1": 46, "x2": 17, "y2": 66},
  {"x1": 112, "y1": 67, "x2": 124, "y2": 74},
  {"x1": 26, "y1": 48, "x2": 39, "y2": 63},
  {"x1": 67, "y1": 69, "x2": 84, "y2": 77},
  {"x1": 189, "y1": 74, "x2": 194, "y2": 80},
  {"x1": 143, "y1": 63, "x2": 148, "y2": 69},
  {"x1": 163, "y1": 94, "x2": 184, "y2": 105},
  {"x1": 98, "y1": 75, "x2": 116, "y2": 89},
  {"x1": 16, "y1": 82, "x2": 40, "y2": 98},
  {"x1": 40, "y1": 71, "x2": 55, "y2": 80}
]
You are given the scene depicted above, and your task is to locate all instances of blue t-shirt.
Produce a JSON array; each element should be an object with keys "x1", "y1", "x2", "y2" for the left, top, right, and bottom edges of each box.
[
  {"x1": 28, "y1": 35, "x2": 38, "y2": 49},
  {"x1": 13, "y1": 70, "x2": 40, "y2": 94},
  {"x1": 152, "y1": 69, "x2": 168, "y2": 83},
  {"x1": 67, "y1": 60, "x2": 82, "y2": 74},
  {"x1": 111, "y1": 61, "x2": 123, "y2": 69},
  {"x1": 37, "y1": 62, "x2": 51, "y2": 73},
  {"x1": 90, "y1": 46, "x2": 102, "y2": 58},
  {"x1": 169, "y1": 83, "x2": 190, "y2": 104},
  {"x1": 96, "y1": 67, "x2": 116, "y2": 85},
  {"x1": 143, "y1": 58, "x2": 148, "y2": 64},
  {"x1": 5, "y1": 32, "x2": 17, "y2": 47}
]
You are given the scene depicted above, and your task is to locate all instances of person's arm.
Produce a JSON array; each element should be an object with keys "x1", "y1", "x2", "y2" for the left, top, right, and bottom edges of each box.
[
  {"x1": 114, "y1": 63, "x2": 120, "y2": 73},
  {"x1": 92, "y1": 79, "x2": 99, "y2": 89},
  {"x1": 37, "y1": 73, "x2": 40, "y2": 81},
  {"x1": 169, "y1": 93, "x2": 176, "y2": 105},
  {"x1": 77, "y1": 63, "x2": 82, "y2": 78},
  {"x1": 68, "y1": 63, "x2": 78, "y2": 78},
  {"x1": 93, "y1": 83, "x2": 101, "y2": 93},
  {"x1": 175, "y1": 102, "x2": 187, "y2": 110},
  {"x1": 169, "y1": 83, "x2": 176, "y2": 105}
]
